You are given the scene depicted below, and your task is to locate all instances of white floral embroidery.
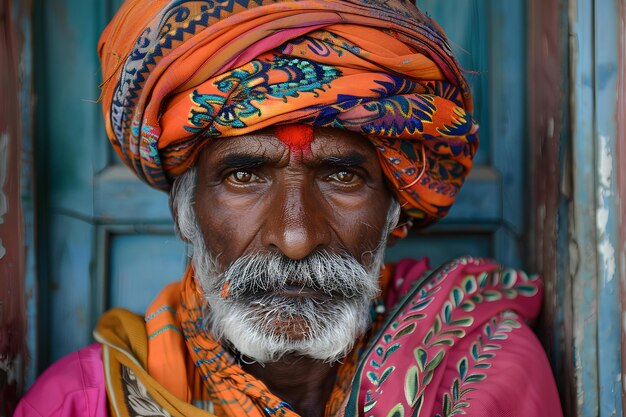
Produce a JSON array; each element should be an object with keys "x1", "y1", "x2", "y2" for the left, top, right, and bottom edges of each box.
[{"x1": 122, "y1": 366, "x2": 171, "y2": 417}]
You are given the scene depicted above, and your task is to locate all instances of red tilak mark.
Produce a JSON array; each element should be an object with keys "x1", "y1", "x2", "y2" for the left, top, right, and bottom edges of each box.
[{"x1": 275, "y1": 124, "x2": 314, "y2": 151}]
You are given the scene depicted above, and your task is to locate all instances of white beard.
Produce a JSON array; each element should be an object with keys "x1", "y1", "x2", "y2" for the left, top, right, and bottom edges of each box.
[{"x1": 193, "y1": 247, "x2": 386, "y2": 363}]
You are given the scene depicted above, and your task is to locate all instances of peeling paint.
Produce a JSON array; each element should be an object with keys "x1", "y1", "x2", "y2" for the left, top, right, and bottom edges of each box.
[
  {"x1": 600, "y1": 238, "x2": 617, "y2": 283},
  {"x1": 598, "y1": 206, "x2": 610, "y2": 231},
  {"x1": 597, "y1": 135, "x2": 617, "y2": 283},
  {"x1": 0, "y1": 355, "x2": 18, "y2": 385},
  {"x1": 599, "y1": 135, "x2": 614, "y2": 192},
  {"x1": 0, "y1": 132, "x2": 9, "y2": 260}
]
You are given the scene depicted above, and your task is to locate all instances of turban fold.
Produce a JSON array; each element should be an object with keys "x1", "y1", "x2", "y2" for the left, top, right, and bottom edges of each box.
[{"x1": 99, "y1": 0, "x2": 479, "y2": 227}]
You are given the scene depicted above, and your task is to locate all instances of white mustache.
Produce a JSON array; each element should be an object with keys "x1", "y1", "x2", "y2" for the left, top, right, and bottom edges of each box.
[{"x1": 214, "y1": 250, "x2": 379, "y2": 300}]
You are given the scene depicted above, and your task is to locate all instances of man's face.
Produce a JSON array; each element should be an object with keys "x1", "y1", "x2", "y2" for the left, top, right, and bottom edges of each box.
[{"x1": 183, "y1": 127, "x2": 398, "y2": 362}]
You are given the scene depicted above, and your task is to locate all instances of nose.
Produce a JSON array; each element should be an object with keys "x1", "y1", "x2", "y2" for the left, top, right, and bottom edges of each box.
[{"x1": 262, "y1": 182, "x2": 331, "y2": 260}]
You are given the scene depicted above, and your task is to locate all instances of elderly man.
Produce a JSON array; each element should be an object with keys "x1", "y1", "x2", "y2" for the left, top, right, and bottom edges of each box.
[{"x1": 16, "y1": 0, "x2": 562, "y2": 416}]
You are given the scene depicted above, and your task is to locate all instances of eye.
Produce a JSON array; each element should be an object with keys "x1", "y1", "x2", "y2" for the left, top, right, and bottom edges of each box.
[
  {"x1": 328, "y1": 170, "x2": 358, "y2": 184},
  {"x1": 228, "y1": 170, "x2": 259, "y2": 184}
]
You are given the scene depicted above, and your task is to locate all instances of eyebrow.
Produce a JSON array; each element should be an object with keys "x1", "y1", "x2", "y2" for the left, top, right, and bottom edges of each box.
[
  {"x1": 218, "y1": 154, "x2": 270, "y2": 169},
  {"x1": 320, "y1": 153, "x2": 369, "y2": 168}
]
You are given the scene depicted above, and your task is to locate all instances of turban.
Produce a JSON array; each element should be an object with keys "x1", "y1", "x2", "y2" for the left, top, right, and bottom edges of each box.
[{"x1": 98, "y1": 0, "x2": 479, "y2": 228}]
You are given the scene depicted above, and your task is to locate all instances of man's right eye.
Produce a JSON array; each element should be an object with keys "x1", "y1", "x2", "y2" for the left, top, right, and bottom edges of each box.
[{"x1": 227, "y1": 170, "x2": 259, "y2": 184}]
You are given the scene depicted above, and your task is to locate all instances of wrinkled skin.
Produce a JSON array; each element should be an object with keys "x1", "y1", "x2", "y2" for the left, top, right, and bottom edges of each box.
[{"x1": 193, "y1": 127, "x2": 394, "y2": 417}]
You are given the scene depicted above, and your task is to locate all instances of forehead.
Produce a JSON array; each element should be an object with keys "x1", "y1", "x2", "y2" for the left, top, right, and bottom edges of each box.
[{"x1": 197, "y1": 127, "x2": 380, "y2": 165}]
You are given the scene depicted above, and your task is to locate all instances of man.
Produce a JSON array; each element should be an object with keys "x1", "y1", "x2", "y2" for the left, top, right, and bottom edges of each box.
[{"x1": 15, "y1": 0, "x2": 562, "y2": 416}]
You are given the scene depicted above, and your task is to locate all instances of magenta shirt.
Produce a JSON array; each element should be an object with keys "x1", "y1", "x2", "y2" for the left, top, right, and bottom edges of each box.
[{"x1": 14, "y1": 344, "x2": 108, "y2": 417}]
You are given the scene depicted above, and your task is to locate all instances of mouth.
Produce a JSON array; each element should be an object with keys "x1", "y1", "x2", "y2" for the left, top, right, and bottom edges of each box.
[{"x1": 280, "y1": 284, "x2": 330, "y2": 299}]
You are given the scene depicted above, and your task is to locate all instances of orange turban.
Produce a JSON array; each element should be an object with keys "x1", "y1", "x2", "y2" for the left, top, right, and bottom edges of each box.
[{"x1": 99, "y1": 0, "x2": 479, "y2": 228}]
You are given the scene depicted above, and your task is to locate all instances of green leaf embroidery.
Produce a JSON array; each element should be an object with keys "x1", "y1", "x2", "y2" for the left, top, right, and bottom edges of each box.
[
  {"x1": 483, "y1": 290, "x2": 502, "y2": 301},
  {"x1": 422, "y1": 370, "x2": 434, "y2": 386},
  {"x1": 471, "y1": 343, "x2": 479, "y2": 361},
  {"x1": 423, "y1": 329, "x2": 434, "y2": 345},
  {"x1": 394, "y1": 323, "x2": 417, "y2": 340},
  {"x1": 384, "y1": 343, "x2": 401, "y2": 361},
  {"x1": 465, "y1": 374, "x2": 486, "y2": 383},
  {"x1": 457, "y1": 357, "x2": 468, "y2": 380},
  {"x1": 452, "y1": 378, "x2": 460, "y2": 402},
  {"x1": 441, "y1": 329, "x2": 466, "y2": 338},
  {"x1": 462, "y1": 275, "x2": 477, "y2": 294},
  {"x1": 431, "y1": 338, "x2": 454, "y2": 347},
  {"x1": 410, "y1": 298, "x2": 433, "y2": 311},
  {"x1": 443, "y1": 302, "x2": 452, "y2": 324},
  {"x1": 414, "y1": 347, "x2": 428, "y2": 372},
  {"x1": 424, "y1": 349, "x2": 445, "y2": 372},
  {"x1": 364, "y1": 400, "x2": 377, "y2": 413},
  {"x1": 379, "y1": 366, "x2": 396, "y2": 385},
  {"x1": 501, "y1": 269, "x2": 517, "y2": 288},
  {"x1": 404, "y1": 366, "x2": 420, "y2": 407},
  {"x1": 478, "y1": 272, "x2": 489, "y2": 288},
  {"x1": 516, "y1": 284, "x2": 538, "y2": 296},
  {"x1": 452, "y1": 287, "x2": 464, "y2": 307},
  {"x1": 448, "y1": 317, "x2": 474, "y2": 327},
  {"x1": 442, "y1": 393, "x2": 451, "y2": 415},
  {"x1": 402, "y1": 312, "x2": 427, "y2": 322},
  {"x1": 460, "y1": 301, "x2": 475, "y2": 312},
  {"x1": 367, "y1": 371, "x2": 379, "y2": 385},
  {"x1": 434, "y1": 316, "x2": 442, "y2": 333},
  {"x1": 386, "y1": 403, "x2": 405, "y2": 417}
]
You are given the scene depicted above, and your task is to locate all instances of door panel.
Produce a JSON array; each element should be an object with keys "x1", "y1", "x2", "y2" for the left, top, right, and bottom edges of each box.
[{"x1": 107, "y1": 231, "x2": 187, "y2": 313}]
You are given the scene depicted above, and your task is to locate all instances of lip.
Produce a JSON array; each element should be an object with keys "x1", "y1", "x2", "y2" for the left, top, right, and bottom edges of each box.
[{"x1": 280, "y1": 285, "x2": 329, "y2": 298}]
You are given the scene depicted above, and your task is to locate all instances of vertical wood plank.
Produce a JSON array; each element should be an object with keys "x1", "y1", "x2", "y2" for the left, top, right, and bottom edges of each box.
[
  {"x1": 0, "y1": 0, "x2": 32, "y2": 413},
  {"x1": 36, "y1": 0, "x2": 105, "y2": 366},
  {"x1": 593, "y1": 1, "x2": 623, "y2": 415},
  {"x1": 619, "y1": 1, "x2": 626, "y2": 414},
  {"x1": 569, "y1": 0, "x2": 600, "y2": 414},
  {"x1": 527, "y1": 0, "x2": 572, "y2": 414}
]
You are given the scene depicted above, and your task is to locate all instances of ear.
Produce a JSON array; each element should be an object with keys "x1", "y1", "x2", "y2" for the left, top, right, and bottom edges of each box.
[{"x1": 387, "y1": 216, "x2": 413, "y2": 245}]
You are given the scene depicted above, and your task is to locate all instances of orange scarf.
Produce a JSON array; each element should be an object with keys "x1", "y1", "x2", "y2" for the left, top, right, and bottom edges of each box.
[{"x1": 96, "y1": 265, "x2": 393, "y2": 417}]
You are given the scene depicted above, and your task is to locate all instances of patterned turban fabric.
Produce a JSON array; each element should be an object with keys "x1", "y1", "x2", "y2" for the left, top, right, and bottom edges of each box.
[{"x1": 98, "y1": 0, "x2": 479, "y2": 227}]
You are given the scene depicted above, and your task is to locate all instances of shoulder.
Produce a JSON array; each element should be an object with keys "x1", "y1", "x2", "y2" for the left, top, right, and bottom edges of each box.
[
  {"x1": 438, "y1": 312, "x2": 563, "y2": 417},
  {"x1": 14, "y1": 344, "x2": 108, "y2": 417}
]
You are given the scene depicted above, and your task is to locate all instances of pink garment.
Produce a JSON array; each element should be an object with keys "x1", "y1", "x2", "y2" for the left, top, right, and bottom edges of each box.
[
  {"x1": 14, "y1": 344, "x2": 107, "y2": 417},
  {"x1": 15, "y1": 258, "x2": 562, "y2": 416}
]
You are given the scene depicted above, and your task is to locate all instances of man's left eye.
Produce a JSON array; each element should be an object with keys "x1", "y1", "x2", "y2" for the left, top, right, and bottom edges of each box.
[
  {"x1": 328, "y1": 170, "x2": 358, "y2": 184},
  {"x1": 228, "y1": 170, "x2": 259, "y2": 184}
]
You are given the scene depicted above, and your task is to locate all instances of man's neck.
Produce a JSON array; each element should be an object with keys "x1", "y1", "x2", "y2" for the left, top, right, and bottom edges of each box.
[{"x1": 242, "y1": 355, "x2": 339, "y2": 417}]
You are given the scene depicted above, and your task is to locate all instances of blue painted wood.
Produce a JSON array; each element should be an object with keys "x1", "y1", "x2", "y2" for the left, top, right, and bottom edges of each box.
[
  {"x1": 95, "y1": 167, "x2": 173, "y2": 223},
  {"x1": 488, "y1": 0, "x2": 525, "y2": 236},
  {"x1": 593, "y1": 1, "x2": 623, "y2": 415},
  {"x1": 386, "y1": 232, "x2": 491, "y2": 267},
  {"x1": 108, "y1": 232, "x2": 187, "y2": 313},
  {"x1": 416, "y1": 0, "x2": 490, "y2": 166},
  {"x1": 47, "y1": 215, "x2": 96, "y2": 361},
  {"x1": 13, "y1": 0, "x2": 39, "y2": 388},
  {"x1": 570, "y1": 0, "x2": 600, "y2": 414}
]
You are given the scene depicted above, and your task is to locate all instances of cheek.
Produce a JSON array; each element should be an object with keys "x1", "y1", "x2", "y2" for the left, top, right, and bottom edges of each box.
[
  {"x1": 328, "y1": 192, "x2": 391, "y2": 253},
  {"x1": 194, "y1": 190, "x2": 266, "y2": 263}
]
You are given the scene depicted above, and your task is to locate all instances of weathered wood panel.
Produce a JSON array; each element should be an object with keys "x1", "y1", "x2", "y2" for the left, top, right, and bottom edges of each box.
[
  {"x1": 593, "y1": 1, "x2": 623, "y2": 415},
  {"x1": 569, "y1": 0, "x2": 601, "y2": 414},
  {"x1": 619, "y1": 2, "x2": 626, "y2": 414},
  {"x1": 527, "y1": 0, "x2": 572, "y2": 414},
  {"x1": 0, "y1": 0, "x2": 33, "y2": 414}
]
